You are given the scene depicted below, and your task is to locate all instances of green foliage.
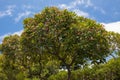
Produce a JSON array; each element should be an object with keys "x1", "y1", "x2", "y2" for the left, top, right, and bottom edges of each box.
[
  {"x1": 108, "y1": 32, "x2": 120, "y2": 56},
  {"x1": 0, "y1": 35, "x2": 21, "y2": 80},
  {"x1": 0, "y1": 54, "x2": 7, "y2": 80},
  {"x1": 48, "y1": 57, "x2": 120, "y2": 80},
  {"x1": 48, "y1": 71, "x2": 67, "y2": 80},
  {"x1": 0, "y1": 44, "x2": 2, "y2": 52},
  {"x1": 16, "y1": 72, "x2": 24, "y2": 80}
]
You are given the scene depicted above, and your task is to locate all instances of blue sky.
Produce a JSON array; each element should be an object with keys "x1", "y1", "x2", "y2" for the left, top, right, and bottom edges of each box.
[{"x1": 0, "y1": 0, "x2": 120, "y2": 43}]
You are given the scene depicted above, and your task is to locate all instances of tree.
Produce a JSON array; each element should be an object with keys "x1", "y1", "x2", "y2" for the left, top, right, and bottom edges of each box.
[
  {"x1": 21, "y1": 7, "x2": 110, "y2": 80},
  {"x1": 1, "y1": 33, "x2": 59, "y2": 80},
  {"x1": 1, "y1": 35, "x2": 21, "y2": 80},
  {"x1": 106, "y1": 57, "x2": 120, "y2": 79},
  {"x1": 92, "y1": 57, "x2": 120, "y2": 80},
  {"x1": 0, "y1": 44, "x2": 2, "y2": 52},
  {"x1": 0, "y1": 54, "x2": 7, "y2": 80},
  {"x1": 107, "y1": 32, "x2": 120, "y2": 57}
]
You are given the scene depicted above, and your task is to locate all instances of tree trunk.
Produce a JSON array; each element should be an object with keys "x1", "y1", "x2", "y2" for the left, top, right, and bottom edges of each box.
[{"x1": 67, "y1": 66, "x2": 71, "y2": 80}]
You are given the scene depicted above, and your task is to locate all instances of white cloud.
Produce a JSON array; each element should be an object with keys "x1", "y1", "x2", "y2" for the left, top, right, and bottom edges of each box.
[
  {"x1": 103, "y1": 21, "x2": 120, "y2": 33},
  {"x1": 85, "y1": 0, "x2": 93, "y2": 7},
  {"x1": 12, "y1": 30, "x2": 23, "y2": 36},
  {"x1": 73, "y1": 9, "x2": 89, "y2": 17},
  {"x1": 23, "y1": 5, "x2": 33, "y2": 9},
  {"x1": 58, "y1": 0, "x2": 105, "y2": 15},
  {"x1": 0, "y1": 30, "x2": 23, "y2": 44},
  {"x1": 58, "y1": 0, "x2": 93, "y2": 9},
  {"x1": 15, "y1": 11, "x2": 32, "y2": 22},
  {"x1": 58, "y1": 0, "x2": 90, "y2": 17},
  {"x1": 0, "y1": 33, "x2": 10, "y2": 44},
  {"x1": 59, "y1": 4, "x2": 71, "y2": 9},
  {"x1": 71, "y1": 0, "x2": 93, "y2": 8},
  {"x1": 0, "y1": 5, "x2": 16, "y2": 18}
]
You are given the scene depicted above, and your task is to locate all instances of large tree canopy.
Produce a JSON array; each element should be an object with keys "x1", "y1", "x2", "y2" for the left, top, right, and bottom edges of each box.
[{"x1": 21, "y1": 7, "x2": 111, "y2": 80}]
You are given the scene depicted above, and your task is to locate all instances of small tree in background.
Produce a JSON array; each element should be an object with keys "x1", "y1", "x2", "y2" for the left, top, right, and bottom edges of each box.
[
  {"x1": 107, "y1": 32, "x2": 120, "y2": 57},
  {"x1": 1, "y1": 35, "x2": 21, "y2": 80}
]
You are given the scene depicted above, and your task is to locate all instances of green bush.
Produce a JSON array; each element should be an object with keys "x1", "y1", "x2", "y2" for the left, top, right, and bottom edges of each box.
[{"x1": 48, "y1": 71, "x2": 67, "y2": 80}]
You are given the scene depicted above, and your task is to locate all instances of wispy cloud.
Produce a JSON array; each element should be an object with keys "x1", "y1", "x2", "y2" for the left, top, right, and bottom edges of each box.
[
  {"x1": 12, "y1": 30, "x2": 23, "y2": 36},
  {"x1": 58, "y1": 0, "x2": 90, "y2": 17},
  {"x1": 59, "y1": 4, "x2": 71, "y2": 9},
  {"x1": 93, "y1": 6, "x2": 106, "y2": 14},
  {"x1": 114, "y1": 12, "x2": 119, "y2": 16},
  {"x1": 59, "y1": 0, "x2": 93, "y2": 9},
  {"x1": 22, "y1": 5, "x2": 34, "y2": 9},
  {"x1": 0, "y1": 5, "x2": 16, "y2": 18},
  {"x1": 73, "y1": 9, "x2": 89, "y2": 17},
  {"x1": 103, "y1": 21, "x2": 120, "y2": 33},
  {"x1": 71, "y1": 0, "x2": 93, "y2": 8},
  {"x1": 0, "y1": 30, "x2": 23, "y2": 44},
  {"x1": 15, "y1": 11, "x2": 33, "y2": 22},
  {"x1": 0, "y1": 33, "x2": 11, "y2": 44},
  {"x1": 58, "y1": 0, "x2": 106, "y2": 15}
]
